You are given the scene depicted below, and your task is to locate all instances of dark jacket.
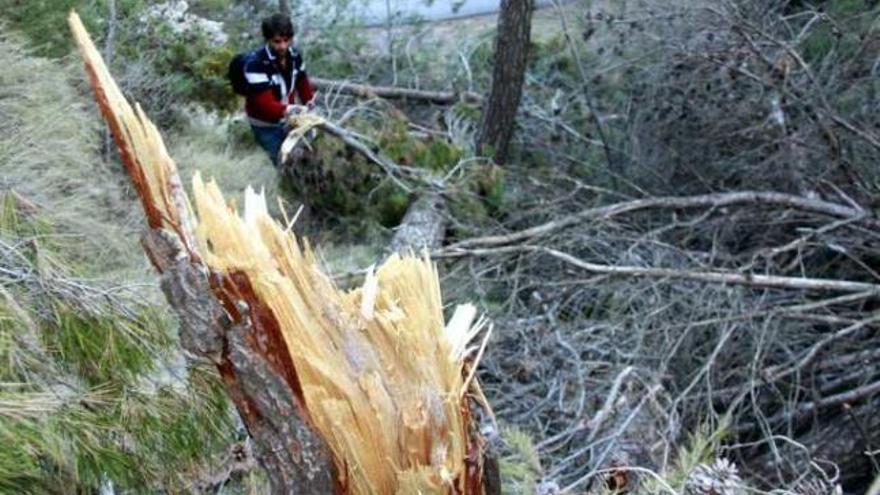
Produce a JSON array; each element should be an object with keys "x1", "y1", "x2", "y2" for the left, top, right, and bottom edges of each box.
[{"x1": 243, "y1": 45, "x2": 315, "y2": 125}]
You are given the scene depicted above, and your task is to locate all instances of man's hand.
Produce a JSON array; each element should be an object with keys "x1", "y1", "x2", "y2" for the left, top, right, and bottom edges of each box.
[{"x1": 284, "y1": 104, "x2": 308, "y2": 118}]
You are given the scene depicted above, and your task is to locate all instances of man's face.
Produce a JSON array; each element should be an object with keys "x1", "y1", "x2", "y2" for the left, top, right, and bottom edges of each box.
[{"x1": 269, "y1": 34, "x2": 292, "y2": 56}]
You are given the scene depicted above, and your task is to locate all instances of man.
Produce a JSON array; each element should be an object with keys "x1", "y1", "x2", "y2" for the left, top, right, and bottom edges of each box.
[{"x1": 243, "y1": 14, "x2": 315, "y2": 164}]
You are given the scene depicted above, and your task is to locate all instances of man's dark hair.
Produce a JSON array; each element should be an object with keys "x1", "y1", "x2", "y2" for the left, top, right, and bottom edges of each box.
[{"x1": 261, "y1": 14, "x2": 294, "y2": 40}]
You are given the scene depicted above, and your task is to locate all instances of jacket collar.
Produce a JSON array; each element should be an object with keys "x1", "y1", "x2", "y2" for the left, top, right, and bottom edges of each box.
[{"x1": 263, "y1": 44, "x2": 294, "y2": 61}]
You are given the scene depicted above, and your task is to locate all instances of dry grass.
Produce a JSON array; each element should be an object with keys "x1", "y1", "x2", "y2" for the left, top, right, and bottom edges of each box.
[{"x1": 0, "y1": 31, "x2": 145, "y2": 277}]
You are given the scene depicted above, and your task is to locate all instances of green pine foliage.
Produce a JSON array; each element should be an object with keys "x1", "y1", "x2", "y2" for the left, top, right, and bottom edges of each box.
[
  {"x1": 499, "y1": 427, "x2": 542, "y2": 495},
  {"x1": 0, "y1": 29, "x2": 246, "y2": 492},
  {"x1": 0, "y1": 197, "x2": 241, "y2": 492},
  {"x1": 282, "y1": 108, "x2": 470, "y2": 231}
]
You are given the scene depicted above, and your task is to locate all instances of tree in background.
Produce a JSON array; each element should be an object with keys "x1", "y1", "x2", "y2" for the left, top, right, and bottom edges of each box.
[{"x1": 477, "y1": 0, "x2": 533, "y2": 165}]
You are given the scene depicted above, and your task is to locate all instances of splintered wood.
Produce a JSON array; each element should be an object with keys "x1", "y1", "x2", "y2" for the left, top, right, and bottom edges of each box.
[{"x1": 69, "y1": 11, "x2": 492, "y2": 494}]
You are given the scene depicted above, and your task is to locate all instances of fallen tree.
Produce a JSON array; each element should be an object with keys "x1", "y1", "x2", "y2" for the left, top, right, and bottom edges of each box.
[
  {"x1": 70, "y1": 12, "x2": 496, "y2": 494},
  {"x1": 312, "y1": 77, "x2": 483, "y2": 105},
  {"x1": 277, "y1": 111, "x2": 454, "y2": 254},
  {"x1": 446, "y1": 175, "x2": 880, "y2": 490}
]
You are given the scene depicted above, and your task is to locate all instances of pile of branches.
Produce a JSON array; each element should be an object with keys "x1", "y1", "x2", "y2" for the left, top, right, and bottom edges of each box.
[
  {"x1": 437, "y1": 0, "x2": 880, "y2": 492},
  {"x1": 446, "y1": 186, "x2": 879, "y2": 491},
  {"x1": 256, "y1": 3, "x2": 879, "y2": 490}
]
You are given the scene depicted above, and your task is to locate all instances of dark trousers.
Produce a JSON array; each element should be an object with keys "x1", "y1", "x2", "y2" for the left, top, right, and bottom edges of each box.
[{"x1": 251, "y1": 124, "x2": 286, "y2": 166}]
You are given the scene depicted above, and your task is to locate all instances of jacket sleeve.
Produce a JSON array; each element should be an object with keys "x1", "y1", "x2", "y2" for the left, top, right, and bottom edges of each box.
[
  {"x1": 243, "y1": 57, "x2": 271, "y2": 94},
  {"x1": 294, "y1": 53, "x2": 316, "y2": 104},
  {"x1": 247, "y1": 88, "x2": 287, "y2": 122}
]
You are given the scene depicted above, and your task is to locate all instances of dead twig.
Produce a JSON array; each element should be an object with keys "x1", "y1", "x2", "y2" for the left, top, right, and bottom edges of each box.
[{"x1": 446, "y1": 191, "x2": 875, "y2": 251}]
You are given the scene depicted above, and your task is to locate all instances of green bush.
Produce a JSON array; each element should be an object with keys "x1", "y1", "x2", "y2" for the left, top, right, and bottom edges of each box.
[
  {"x1": 0, "y1": 0, "x2": 142, "y2": 58},
  {"x1": 146, "y1": 22, "x2": 239, "y2": 113}
]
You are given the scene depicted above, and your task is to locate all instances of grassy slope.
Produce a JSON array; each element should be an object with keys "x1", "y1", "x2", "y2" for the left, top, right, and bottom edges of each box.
[
  {"x1": 0, "y1": 32, "x2": 146, "y2": 278},
  {"x1": 0, "y1": 31, "x2": 253, "y2": 493}
]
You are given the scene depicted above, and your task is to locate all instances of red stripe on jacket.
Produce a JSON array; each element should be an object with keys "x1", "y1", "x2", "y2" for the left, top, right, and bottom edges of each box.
[{"x1": 245, "y1": 75, "x2": 315, "y2": 123}]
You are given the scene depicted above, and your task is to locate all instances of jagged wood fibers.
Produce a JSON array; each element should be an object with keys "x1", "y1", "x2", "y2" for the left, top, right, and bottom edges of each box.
[{"x1": 70, "y1": 12, "x2": 494, "y2": 494}]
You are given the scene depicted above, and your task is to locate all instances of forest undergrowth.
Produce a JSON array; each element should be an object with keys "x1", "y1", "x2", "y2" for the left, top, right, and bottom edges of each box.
[{"x1": 1, "y1": 0, "x2": 879, "y2": 493}]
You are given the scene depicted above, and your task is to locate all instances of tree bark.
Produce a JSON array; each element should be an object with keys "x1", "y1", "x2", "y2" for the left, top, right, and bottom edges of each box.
[
  {"x1": 279, "y1": 0, "x2": 291, "y2": 18},
  {"x1": 311, "y1": 77, "x2": 483, "y2": 105},
  {"x1": 388, "y1": 193, "x2": 447, "y2": 255},
  {"x1": 70, "y1": 12, "x2": 496, "y2": 493},
  {"x1": 477, "y1": 0, "x2": 534, "y2": 165},
  {"x1": 141, "y1": 229, "x2": 337, "y2": 494}
]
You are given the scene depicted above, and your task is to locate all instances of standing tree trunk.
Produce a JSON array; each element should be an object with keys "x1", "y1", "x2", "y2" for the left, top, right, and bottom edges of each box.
[
  {"x1": 477, "y1": 0, "x2": 533, "y2": 165},
  {"x1": 279, "y1": 0, "x2": 291, "y2": 18}
]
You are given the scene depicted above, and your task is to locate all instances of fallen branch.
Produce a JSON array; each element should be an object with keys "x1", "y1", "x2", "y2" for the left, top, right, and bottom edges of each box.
[
  {"x1": 704, "y1": 315, "x2": 880, "y2": 405},
  {"x1": 316, "y1": 118, "x2": 425, "y2": 191},
  {"x1": 736, "y1": 379, "x2": 880, "y2": 434},
  {"x1": 446, "y1": 191, "x2": 877, "y2": 250},
  {"x1": 279, "y1": 112, "x2": 424, "y2": 193},
  {"x1": 761, "y1": 312, "x2": 880, "y2": 383},
  {"x1": 312, "y1": 77, "x2": 483, "y2": 105},
  {"x1": 438, "y1": 244, "x2": 880, "y2": 294},
  {"x1": 280, "y1": 114, "x2": 450, "y2": 254},
  {"x1": 388, "y1": 193, "x2": 447, "y2": 254}
]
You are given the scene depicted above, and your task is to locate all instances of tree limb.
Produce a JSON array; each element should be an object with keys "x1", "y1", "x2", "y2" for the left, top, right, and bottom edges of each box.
[
  {"x1": 446, "y1": 191, "x2": 876, "y2": 250},
  {"x1": 312, "y1": 77, "x2": 483, "y2": 105},
  {"x1": 438, "y1": 244, "x2": 880, "y2": 294},
  {"x1": 736, "y1": 380, "x2": 880, "y2": 434}
]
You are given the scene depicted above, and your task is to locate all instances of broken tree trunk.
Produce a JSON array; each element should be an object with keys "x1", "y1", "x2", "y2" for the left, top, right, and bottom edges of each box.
[
  {"x1": 278, "y1": 113, "x2": 449, "y2": 254},
  {"x1": 388, "y1": 192, "x2": 447, "y2": 255},
  {"x1": 70, "y1": 12, "x2": 495, "y2": 494},
  {"x1": 142, "y1": 228, "x2": 337, "y2": 493}
]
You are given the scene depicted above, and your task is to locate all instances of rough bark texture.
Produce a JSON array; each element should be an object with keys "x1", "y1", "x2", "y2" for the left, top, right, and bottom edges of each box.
[
  {"x1": 142, "y1": 229, "x2": 337, "y2": 495},
  {"x1": 477, "y1": 0, "x2": 533, "y2": 165},
  {"x1": 311, "y1": 77, "x2": 483, "y2": 105},
  {"x1": 388, "y1": 193, "x2": 447, "y2": 255},
  {"x1": 279, "y1": 0, "x2": 291, "y2": 18}
]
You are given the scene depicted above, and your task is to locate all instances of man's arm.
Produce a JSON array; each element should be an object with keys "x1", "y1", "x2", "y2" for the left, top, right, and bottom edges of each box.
[
  {"x1": 243, "y1": 57, "x2": 289, "y2": 122},
  {"x1": 293, "y1": 52, "x2": 316, "y2": 105},
  {"x1": 247, "y1": 89, "x2": 288, "y2": 122}
]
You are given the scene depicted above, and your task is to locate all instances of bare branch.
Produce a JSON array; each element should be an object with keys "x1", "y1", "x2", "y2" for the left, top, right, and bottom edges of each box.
[
  {"x1": 440, "y1": 244, "x2": 880, "y2": 294},
  {"x1": 447, "y1": 191, "x2": 875, "y2": 250},
  {"x1": 312, "y1": 77, "x2": 483, "y2": 105}
]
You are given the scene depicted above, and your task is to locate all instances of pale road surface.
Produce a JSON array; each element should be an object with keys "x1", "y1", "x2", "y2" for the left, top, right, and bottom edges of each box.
[{"x1": 298, "y1": 0, "x2": 561, "y2": 26}]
